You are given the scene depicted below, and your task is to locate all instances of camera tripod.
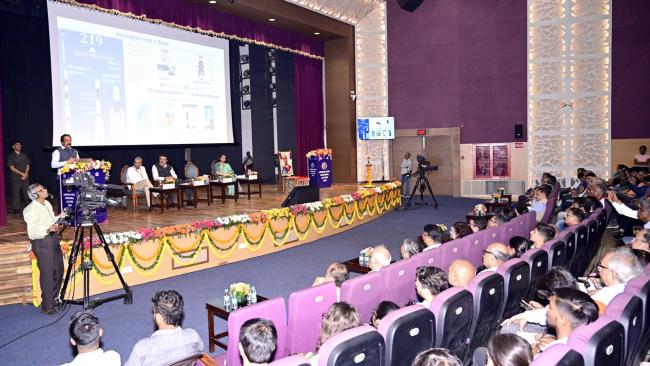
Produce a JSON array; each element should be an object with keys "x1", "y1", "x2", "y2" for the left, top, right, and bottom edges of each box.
[
  {"x1": 58, "y1": 213, "x2": 132, "y2": 310},
  {"x1": 404, "y1": 172, "x2": 439, "y2": 209}
]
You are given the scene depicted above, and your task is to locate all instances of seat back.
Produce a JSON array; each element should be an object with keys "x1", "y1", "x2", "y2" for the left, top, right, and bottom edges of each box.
[
  {"x1": 340, "y1": 272, "x2": 382, "y2": 324},
  {"x1": 624, "y1": 274, "x2": 650, "y2": 333},
  {"x1": 504, "y1": 220, "x2": 517, "y2": 242},
  {"x1": 286, "y1": 282, "x2": 338, "y2": 354},
  {"x1": 496, "y1": 258, "x2": 531, "y2": 321},
  {"x1": 465, "y1": 230, "x2": 489, "y2": 267},
  {"x1": 210, "y1": 160, "x2": 218, "y2": 177},
  {"x1": 378, "y1": 305, "x2": 435, "y2": 366},
  {"x1": 558, "y1": 230, "x2": 576, "y2": 270},
  {"x1": 429, "y1": 288, "x2": 473, "y2": 360},
  {"x1": 540, "y1": 198, "x2": 555, "y2": 224},
  {"x1": 120, "y1": 165, "x2": 129, "y2": 185},
  {"x1": 269, "y1": 355, "x2": 311, "y2": 366},
  {"x1": 596, "y1": 207, "x2": 607, "y2": 236},
  {"x1": 439, "y1": 238, "x2": 470, "y2": 273},
  {"x1": 604, "y1": 293, "x2": 643, "y2": 366},
  {"x1": 317, "y1": 325, "x2": 385, "y2": 366},
  {"x1": 523, "y1": 211, "x2": 537, "y2": 232},
  {"x1": 568, "y1": 224, "x2": 588, "y2": 276},
  {"x1": 464, "y1": 272, "x2": 505, "y2": 364},
  {"x1": 543, "y1": 238, "x2": 567, "y2": 269},
  {"x1": 380, "y1": 260, "x2": 417, "y2": 306},
  {"x1": 568, "y1": 316, "x2": 624, "y2": 366},
  {"x1": 579, "y1": 218, "x2": 599, "y2": 275},
  {"x1": 184, "y1": 161, "x2": 200, "y2": 179},
  {"x1": 168, "y1": 353, "x2": 201, "y2": 366},
  {"x1": 521, "y1": 248, "x2": 549, "y2": 299},
  {"x1": 511, "y1": 214, "x2": 528, "y2": 238},
  {"x1": 483, "y1": 226, "x2": 505, "y2": 248},
  {"x1": 414, "y1": 247, "x2": 443, "y2": 269},
  {"x1": 530, "y1": 344, "x2": 584, "y2": 366},
  {"x1": 225, "y1": 297, "x2": 287, "y2": 366}
]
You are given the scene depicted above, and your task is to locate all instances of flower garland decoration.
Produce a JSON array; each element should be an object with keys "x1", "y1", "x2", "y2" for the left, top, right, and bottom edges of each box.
[
  {"x1": 58, "y1": 160, "x2": 112, "y2": 175},
  {"x1": 306, "y1": 149, "x2": 333, "y2": 158}
]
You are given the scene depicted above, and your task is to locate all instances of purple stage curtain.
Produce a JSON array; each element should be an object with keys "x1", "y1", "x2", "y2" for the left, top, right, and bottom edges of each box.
[
  {"x1": 0, "y1": 86, "x2": 6, "y2": 226},
  {"x1": 76, "y1": 0, "x2": 324, "y2": 57},
  {"x1": 294, "y1": 56, "x2": 324, "y2": 176}
]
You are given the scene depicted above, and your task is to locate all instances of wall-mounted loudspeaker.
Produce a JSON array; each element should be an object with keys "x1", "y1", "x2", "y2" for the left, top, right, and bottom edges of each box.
[
  {"x1": 397, "y1": 0, "x2": 424, "y2": 12},
  {"x1": 514, "y1": 124, "x2": 523, "y2": 139}
]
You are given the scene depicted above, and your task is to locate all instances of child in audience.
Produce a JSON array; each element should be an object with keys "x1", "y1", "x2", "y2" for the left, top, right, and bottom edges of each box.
[
  {"x1": 415, "y1": 266, "x2": 448, "y2": 308},
  {"x1": 370, "y1": 301, "x2": 399, "y2": 328},
  {"x1": 306, "y1": 302, "x2": 360, "y2": 365}
]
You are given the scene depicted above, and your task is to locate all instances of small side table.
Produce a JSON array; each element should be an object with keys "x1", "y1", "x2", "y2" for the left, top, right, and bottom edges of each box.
[
  {"x1": 210, "y1": 180, "x2": 239, "y2": 204},
  {"x1": 206, "y1": 294, "x2": 268, "y2": 352},
  {"x1": 180, "y1": 182, "x2": 212, "y2": 208},
  {"x1": 149, "y1": 186, "x2": 182, "y2": 213},
  {"x1": 237, "y1": 176, "x2": 261, "y2": 199},
  {"x1": 343, "y1": 257, "x2": 371, "y2": 274}
]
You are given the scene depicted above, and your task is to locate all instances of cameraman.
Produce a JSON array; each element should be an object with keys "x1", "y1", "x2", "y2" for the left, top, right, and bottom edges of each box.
[
  {"x1": 400, "y1": 153, "x2": 412, "y2": 196},
  {"x1": 23, "y1": 183, "x2": 65, "y2": 315}
]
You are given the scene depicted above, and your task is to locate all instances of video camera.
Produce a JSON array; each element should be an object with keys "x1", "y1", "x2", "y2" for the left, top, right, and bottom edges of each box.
[
  {"x1": 407, "y1": 155, "x2": 438, "y2": 178},
  {"x1": 63, "y1": 172, "x2": 124, "y2": 221}
]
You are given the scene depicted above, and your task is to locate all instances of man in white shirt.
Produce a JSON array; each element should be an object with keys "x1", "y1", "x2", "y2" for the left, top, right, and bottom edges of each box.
[
  {"x1": 23, "y1": 183, "x2": 65, "y2": 315},
  {"x1": 400, "y1": 153, "x2": 412, "y2": 196},
  {"x1": 368, "y1": 245, "x2": 392, "y2": 272},
  {"x1": 608, "y1": 192, "x2": 650, "y2": 230},
  {"x1": 481, "y1": 242, "x2": 510, "y2": 272},
  {"x1": 61, "y1": 311, "x2": 120, "y2": 366},
  {"x1": 415, "y1": 266, "x2": 448, "y2": 309},
  {"x1": 591, "y1": 247, "x2": 644, "y2": 312},
  {"x1": 51, "y1": 134, "x2": 80, "y2": 170},
  {"x1": 126, "y1": 157, "x2": 154, "y2": 207}
]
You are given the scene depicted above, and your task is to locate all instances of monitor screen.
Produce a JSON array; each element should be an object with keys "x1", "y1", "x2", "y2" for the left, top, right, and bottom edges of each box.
[{"x1": 357, "y1": 117, "x2": 395, "y2": 140}]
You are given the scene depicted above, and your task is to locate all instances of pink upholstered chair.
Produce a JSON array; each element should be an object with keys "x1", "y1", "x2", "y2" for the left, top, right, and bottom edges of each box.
[
  {"x1": 496, "y1": 258, "x2": 530, "y2": 321},
  {"x1": 542, "y1": 238, "x2": 567, "y2": 269},
  {"x1": 439, "y1": 238, "x2": 470, "y2": 273},
  {"x1": 379, "y1": 259, "x2": 417, "y2": 306},
  {"x1": 530, "y1": 344, "x2": 584, "y2": 366},
  {"x1": 464, "y1": 272, "x2": 505, "y2": 365},
  {"x1": 285, "y1": 282, "x2": 338, "y2": 355},
  {"x1": 568, "y1": 316, "x2": 624, "y2": 366},
  {"x1": 604, "y1": 293, "x2": 643, "y2": 366},
  {"x1": 428, "y1": 287, "x2": 473, "y2": 360},
  {"x1": 316, "y1": 325, "x2": 385, "y2": 366},
  {"x1": 377, "y1": 305, "x2": 434, "y2": 366},
  {"x1": 339, "y1": 272, "x2": 382, "y2": 324},
  {"x1": 269, "y1": 355, "x2": 311, "y2": 366}
]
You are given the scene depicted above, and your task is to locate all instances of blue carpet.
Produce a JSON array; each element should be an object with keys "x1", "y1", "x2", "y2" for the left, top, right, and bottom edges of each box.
[{"x1": 0, "y1": 196, "x2": 481, "y2": 365}]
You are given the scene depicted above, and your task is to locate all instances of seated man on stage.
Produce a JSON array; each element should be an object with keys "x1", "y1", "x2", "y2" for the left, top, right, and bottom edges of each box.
[
  {"x1": 151, "y1": 155, "x2": 179, "y2": 205},
  {"x1": 23, "y1": 183, "x2": 65, "y2": 315},
  {"x1": 126, "y1": 157, "x2": 155, "y2": 207}
]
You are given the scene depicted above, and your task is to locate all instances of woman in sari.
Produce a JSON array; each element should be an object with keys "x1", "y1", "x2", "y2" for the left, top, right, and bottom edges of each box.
[{"x1": 213, "y1": 154, "x2": 235, "y2": 196}]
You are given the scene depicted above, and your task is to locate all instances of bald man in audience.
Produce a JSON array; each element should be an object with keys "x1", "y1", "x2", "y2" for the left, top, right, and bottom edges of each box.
[
  {"x1": 481, "y1": 243, "x2": 511, "y2": 272},
  {"x1": 369, "y1": 245, "x2": 392, "y2": 272},
  {"x1": 448, "y1": 259, "x2": 477, "y2": 288}
]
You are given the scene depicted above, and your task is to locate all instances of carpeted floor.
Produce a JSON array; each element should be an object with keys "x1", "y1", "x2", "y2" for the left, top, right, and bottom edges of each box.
[{"x1": 0, "y1": 196, "x2": 481, "y2": 366}]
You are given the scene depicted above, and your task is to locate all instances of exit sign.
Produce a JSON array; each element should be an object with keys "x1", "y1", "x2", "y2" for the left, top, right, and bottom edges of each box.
[{"x1": 416, "y1": 129, "x2": 427, "y2": 136}]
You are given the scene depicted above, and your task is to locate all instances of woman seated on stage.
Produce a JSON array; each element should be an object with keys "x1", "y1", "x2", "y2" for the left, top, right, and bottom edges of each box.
[{"x1": 212, "y1": 154, "x2": 235, "y2": 196}]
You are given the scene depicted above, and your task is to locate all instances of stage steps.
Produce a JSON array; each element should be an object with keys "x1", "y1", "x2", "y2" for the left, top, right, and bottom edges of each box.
[{"x1": 0, "y1": 243, "x2": 33, "y2": 306}]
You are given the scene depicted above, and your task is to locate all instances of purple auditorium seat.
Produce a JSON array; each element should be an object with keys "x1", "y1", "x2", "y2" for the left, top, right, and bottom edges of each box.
[
  {"x1": 464, "y1": 272, "x2": 505, "y2": 365},
  {"x1": 439, "y1": 238, "x2": 470, "y2": 273},
  {"x1": 558, "y1": 230, "x2": 576, "y2": 270},
  {"x1": 542, "y1": 238, "x2": 567, "y2": 269},
  {"x1": 339, "y1": 271, "x2": 382, "y2": 324},
  {"x1": 429, "y1": 287, "x2": 473, "y2": 360},
  {"x1": 483, "y1": 226, "x2": 505, "y2": 247},
  {"x1": 317, "y1": 325, "x2": 385, "y2": 366},
  {"x1": 496, "y1": 258, "x2": 531, "y2": 321},
  {"x1": 646, "y1": 263, "x2": 650, "y2": 275},
  {"x1": 624, "y1": 274, "x2": 650, "y2": 364},
  {"x1": 530, "y1": 344, "x2": 584, "y2": 366},
  {"x1": 269, "y1": 355, "x2": 311, "y2": 366},
  {"x1": 414, "y1": 246, "x2": 443, "y2": 269},
  {"x1": 521, "y1": 248, "x2": 549, "y2": 299},
  {"x1": 465, "y1": 230, "x2": 489, "y2": 267},
  {"x1": 511, "y1": 214, "x2": 528, "y2": 238},
  {"x1": 377, "y1": 305, "x2": 435, "y2": 366},
  {"x1": 524, "y1": 211, "x2": 537, "y2": 233},
  {"x1": 213, "y1": 297, "x2": 287, "y2": 366},
  {"x1": 504, "y1": 220, "x2": 517, "y2": 242},
  {"x1": 285, "y1": 282, "x2": 338, "y2": 355},
  {"x1": 380, "y1": 259, "x2": 417, "y2": 306},
  {"x1": 568, "y1": 316, "x2": 624, "y2": 366},
  {"x1": 578, "y1": 218, "x2": 600, "y2": 275},
  {"x1": 567, "y1": 224, "x2": 588, "y2": 276},
  {"x1": 540, "y1": 197, "x2": 556, "y2": 224},
  {"x1": 604, "y1": 293, "x2": 643, "y2": 366}
]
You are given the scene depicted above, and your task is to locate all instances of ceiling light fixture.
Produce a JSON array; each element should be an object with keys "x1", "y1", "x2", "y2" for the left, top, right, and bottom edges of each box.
[
  {"x1": 268, "y1": 18, "x2": 276, "y2": 22},
  {"x1": 314, "y1": 32, "x2": 320, "y2": 35},
  {"x1": 208, "y1": 0, "x2": 216, "y2": 4}
]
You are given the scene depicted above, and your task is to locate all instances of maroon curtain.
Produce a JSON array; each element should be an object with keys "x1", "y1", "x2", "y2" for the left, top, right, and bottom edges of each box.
[
  {"x1": 294, "y1": 56, "x2": 324, "y2": 176},
  {"x1": 77, "y1": 0, "x2": 324, "y2": 57},
  {"x1": 0, "y1": 86, "x2": 6, "y2": 226}
]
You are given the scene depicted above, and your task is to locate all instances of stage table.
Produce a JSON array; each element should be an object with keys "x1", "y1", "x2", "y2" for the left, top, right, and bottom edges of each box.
[
  {"x1": 149, "y1": 186, "x2": 182, "y2": 213},
  {"x1": 206, "y1": 294, "x2": 268, "y2": 352},
  {"x1": 210, "y1": 180, "x2": 239, "y2": 204},
  {"x1": 237, "y1": 176, "x2": 262, "y2": 200},
  {"x1": 180, "y1": 182, "x2": 212, "y2": 208},
  {"x1": 343, "y1": 257, "x2": 371, "y2": 274}
]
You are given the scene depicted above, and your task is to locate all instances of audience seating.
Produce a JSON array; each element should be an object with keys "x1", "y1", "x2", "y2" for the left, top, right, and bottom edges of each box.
[
  {"x1": 484, "y1": 226, "x2": 505, "y2": 247},
  {"x1": 213, "y1": 297, "x2": 287, "y2": 366},
  {"x1": 317, "y1": 325, "x2": 385, "y2": 366},
  {"x1": 439, "y1": 237, "x2": 470, "y2": 272},
  {"x1": 269, "y1": 355, "x2": 311, "y2": 366},
  {"x1": 378, "y1": 305, "x2": 435, "y2": 366},
  {"x1": 578, "y1": 218, "x2": 600, "y2": 275},
  {"x1": 339, "y1": 271, "x2": 382, "y2": 324},
  {"x1": 285, "y1": 282, "x2": 338, "y2": 355},
  {"x1": 428, "y1": 287, "x2": 473, "y2": 360},
  {"x1": 464, "y1": 272, "x2": 505, "y2": 365},
  {"x1": 465, "y1": 230, "x2": 489, "y2": 267},
  {"x1": 542, "y1": 238, "x2": 567, "y2": 269},
  {"x1": 604, "y1": 293, "x2": 643, "y2": 366},
  {"x1": 567, "y1": 223, "x2": 589, "y2": 276},
  {"x1": 558, "y1": 230, "x2": 576, "y2": 271},
  {"x1": 524, "y1": 211, "x2": 537, "y2": 237},
  {"x1": 568, "y1": 316, "x2": 624, "y2": 366},
  {"x1": 531, "y1": 344, "x2": 585, "y2": 366},
  {"x1": 520, "y1": 248, "x2": 549, "y2": 300},
  {"x1": 413, "y1": 246, "x2": 443, "y2": 269},
  {"x1": 624, "y1": 274, "x2": 650, "y2": 364},
  {"x1": 379, "y1": 259, "x2": 417, "y2": 306},
  {"x1": 496, "y1": 258, "x2": 531, "y2": 321},
  {"x1": 510, "y1": 213, "x2": 528, "y2": 238}
]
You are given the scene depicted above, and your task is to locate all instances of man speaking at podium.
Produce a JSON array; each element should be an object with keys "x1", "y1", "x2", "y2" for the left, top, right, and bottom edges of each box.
[{"x1": 51, "y1": 134, "x2": 79, "y2": 169}]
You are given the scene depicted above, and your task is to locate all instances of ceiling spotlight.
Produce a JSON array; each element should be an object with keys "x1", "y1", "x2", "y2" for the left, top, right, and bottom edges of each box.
[
  {"x1": 314, "y1": 32, "x2": 320, "y2": 35},
  {"x1": 268, "y1": 18, "x2": 276, "y2": 22},
  {"x1": 208, "y1": 0, "x2": 216, "y2": 3}
]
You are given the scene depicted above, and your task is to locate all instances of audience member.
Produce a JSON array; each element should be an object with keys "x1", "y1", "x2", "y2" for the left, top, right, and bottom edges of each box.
[
  {"x1": 631, "y1": 229, "x2": 650, "y2": 252},
  {"x1": 529, "y1": 185, "x2": 552, "y2": 222},
  {"x1": 369, "y1": 245, "x2": 392, "y2": 272},
  {"x1": 370, "y1": 301, "x2": 399, "y2": 328},
  {"x1": 487, "y1": 212, "x2": 509, "y2": 228},
  {"x1": 62, "y1": 311, "x2": 120, "y2": 366},
  {"x1": 421, "y1": 225, "x2": 449, "y2": 251},
  {"x1": 450, "y1": 222, "x2": 473, "y2": 240},
  {"x1": 411, "y1": 348, "x2": 462, "y2": 366},
  {"x1": 508, "y1": 236, "x2": 532, "y2": 258},
  {"x1": 634, "y1": 145, "x2": 649, "y2": 167},
  {"x1": 447, "y1": 259, "x2": 476, "y2": 288},
  {"x1": 238, "y1": 318, "x2": 277, "y2": 366},
  {"x1": 632, "y1": 248, "x2": 650, "y2": 267},
  {"x1": 529, "y1": 223, "x2": 556, "y2": 249},
  {"x1": 499, "y1": 207, "x2": 518, "y2": 222},
  {"x1": 608, "y1": 193, "x2": 649, "y2": 235},
  {"x1": 591, "y1": 247, "x2": 644, "y2": 312},
  {"x1": 481, "y1": 243, "x2": 510, "y2": 272},
  {"x1": 564, "y1": 207, "x2": 585, "y2": 227},
  {"x1": 578, "y1": 195, "x2": 602, "y2": 214},
  {"x1": 469, "y1": 217, "x2": 488, "y2": 232},
  {"x1": 312, "y1": 262, "x2": 348, "y2": 288},
  {"x1": 308, "y1": 302, "x2": 360, "y2": 365},
  {"x1": 473, "y1": 333, "x2": 533, "y2": 366},
  {"x1": 415, "y1": 266, "x2": 448, "y2": 308},
  {"x1": 125, "y1": 290, "x2": 203, "y2": 366},
  {"x1": 585, "y1": 182, "x2": 608, "y2": 209},
  {"x1": 400, "y1": 238, "x2": 424, "y2": 259},
  {"x1": 125, "y1": 157, "x2": 155, "y2": 207}
]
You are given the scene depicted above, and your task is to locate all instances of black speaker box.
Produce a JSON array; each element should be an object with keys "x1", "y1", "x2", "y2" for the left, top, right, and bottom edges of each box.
[
  {"x1": 397, "y1": 0, "x2": 424, "y2": 12},
  {"x1": 281, "y1": 185, "x2": 320, "y2": 207},
  {"x1": 515, "y1": 124, "x2": 523, "y2": 139}
]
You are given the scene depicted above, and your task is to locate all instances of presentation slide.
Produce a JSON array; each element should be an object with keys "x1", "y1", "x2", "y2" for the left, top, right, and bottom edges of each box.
[
  {"x1": 47, "y1": 1, "x2": 233, "y2": 146},
  {"x1": 357, "y1": 117, "x2": 395, "y2": 140}
]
